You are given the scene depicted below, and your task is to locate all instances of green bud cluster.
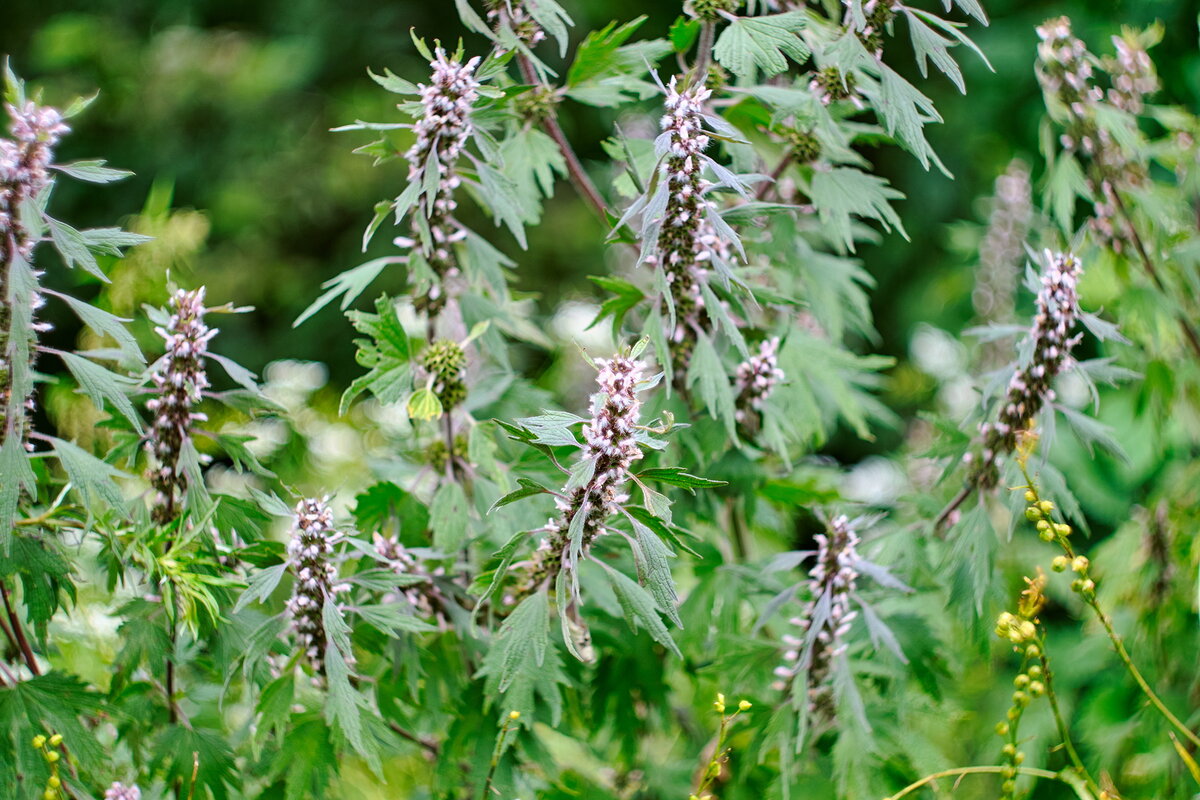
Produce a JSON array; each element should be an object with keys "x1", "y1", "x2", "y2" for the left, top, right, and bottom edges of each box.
[
  {"x1": 421, "y1": 339, "x2": 467, "y2": 410},
  {"x1": 686, "y1": 0, "x2": 740, "y2": 21},
  {"x1": 427, "y1": 433, "x2": 469, "y2": 470},
  {"x1": 787, "y1": 129, "x2": 821, "y2": 164}
]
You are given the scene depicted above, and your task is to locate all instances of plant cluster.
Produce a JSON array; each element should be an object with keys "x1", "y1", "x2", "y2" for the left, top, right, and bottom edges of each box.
[{"x1": 1, "y1": 2, "x2": 1199, "y2": 799}]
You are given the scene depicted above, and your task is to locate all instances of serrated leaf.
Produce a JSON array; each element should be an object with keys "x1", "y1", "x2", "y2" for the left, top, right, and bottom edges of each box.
[
  {"x1": 601, "y1": 562, "x2": 681, "y2": 657},
  {"x1": 809, "y1": 167, "x2": 906, "y2": 252},
  {"x1": 356, "y1": 603, "x2": 439, "y2": 634},
  {"x1": 48, "y1": 291, "x2": 144, "y2": 366},
  {"x1": 47, "y1": 218, "x2": 106, "y2": 281},
  {"x1": 629, "y1": 516, "x2": 681, "y2": 626},
  {"x1": 48, "y1": 436, "x2": 129, "y2": 509},
  {"x1": 489, "y1": 478, "x2": 554, "y2": 514},
  {"x1": 686, "y1": 333, "x2": 736, "y2": 436},
  {"x1": 58, "y1": 351, "x2": 142, "y2": 431},
  {"x1": 0, "y1": 436, "x2": 36, "y2": 539},
  {"x1": 515, "y1": 410, "x2": 585, "y2": 447},
  {"x1": 634, "y1": 467, "x2": 726, "y2": 491},
  {"x1": 713, "y1": 13, "x2": 810, "y2": 78},
  {"x1": 234, "y1": 564, "x2": 288, "y2": 613},
  {"x1": 294, "y1": 258, "x2": 399, "y2": 327},
  {"x1": 53, "y1": 160, "x2": 133, "y2": 183},
  {"x1": 493, "y1": 591, "x2": 550, "y2": 692}
]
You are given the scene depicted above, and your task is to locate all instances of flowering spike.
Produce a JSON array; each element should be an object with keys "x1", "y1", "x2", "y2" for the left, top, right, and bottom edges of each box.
[
  {"x1": 399, "y1": 48, "x2": 481, "y2": 314},
  {"x1": 285, "y1": 497, "x2": 348, "y2": 674},
  {"x1": 648, "y1": 77, "x2": 731, "y2": 377},
  {"x1": 976, "y1": 251, "x2": 1083, "y2": 482},
  {"x1": 145, "y1": 287, "x2": 215, "y2": 523},
  {"x1": 734, "y1": 337, "x2": 784, "y2": 432},
  {"x1": 773, "y1": 514, "x2": 861, "y2": 720},
  {"x1": 1, "y1": 99, "x2": 70, "y2": 450},
  {"x1": 486, "y1": 0, "x2": 547, "y2": 47},
  {"x1": 512, "y1": 354, "x2": 649, "y2": 599},
  {"x1": 973, "y1": 161, "x2": 1032, "y2": 324},
  {"x1": 104, "y1": 784, "x2": 142, "y2": 800}
]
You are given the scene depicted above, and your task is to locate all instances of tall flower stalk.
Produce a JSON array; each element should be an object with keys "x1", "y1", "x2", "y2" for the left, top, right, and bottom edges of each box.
[
  {"x1": 145, "y1": 287, "x2": 215, "y2": 524},
  {"x1": 511, "y1": 354, "x2": 649, "y2": 600},
  {"x1": 773, "y1": 514, "x2": 861, "y2": 721},
  {"x1": 0, "y1": 99, "x2": 68, "y2": 450},
  {"x1": 972, "y1": 161, "x2": 1032, "y2": 331},
  {"x1": 286, "y1": 497, "x2": 349, "y2": 675},
  {"x1": 975, "y1": 251, "x2": 1082, "y2": 485},
  {"x1": 396, "y1": 48, "x2": 481, "y2": 316},
  {"x1": 642, "y1": 77, "x2": 732, "y2": 382}
]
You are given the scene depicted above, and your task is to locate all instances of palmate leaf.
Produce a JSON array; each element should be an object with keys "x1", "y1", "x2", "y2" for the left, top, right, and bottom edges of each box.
[
  {"x1": 294, "y1": 257, "x2": 401, "y2": 328},
  {"x1": 150, "y1": 725, "x2": 238, "y2": 800},
  {"x1": 808, "y1": 167, "x2": 906, "y2": 253},
  {"x1": 48, "y1": 290, "x2": 144, "y2": 366},
  {"x1": 431, "y1": 481, "x2": 470, "y2": 551},
  {"x1": 340, "y1": 295, "x2": 414, "y2": 414},
  {"x1": 868, "y1": 65, "x2": 949, "y2": 175},
  {"x1": 499, "y1": 128, "x2": 566, "y2": 225},
  {"x1": 713, "y1": 12, "x2": 810, "y2": 78},
  {"x1": 477, "y1": 590, "x2": 567, "y2": 726},
  {"x1": 48, "y1": 436, "x2": 129, "y2": 510},
  {"x1": 0, "y1": 672, "x2": 106, "y2": 791},
  {"x1": 686, "y1": 332, "x2": 736, "y2": 436}
]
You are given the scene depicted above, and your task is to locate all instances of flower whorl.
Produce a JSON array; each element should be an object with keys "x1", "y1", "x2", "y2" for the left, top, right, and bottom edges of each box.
[
  {"x1": 646, "y1": 77, "x2": 728, "y2": 377},
  {"x1": 1106, "y1": 34, "x2": 1157, "y2": 115},
  {"x1": 977, "y1": 251, "x2": 1083, "y2": 481},
  {"x1": 486, "y1": 0, "x2": 547, "y2": 47},
  {"x1": 1, "y1": 100, "x2": 69, "y2": 448},
  {"x1": 398, "y1": 49, "x2": 481, "y2": 314},
  {"x1": 514, "y1": 355, "x2": 648, "y2": 598},
  {"x1": 104, "y1": 783, "x2": 142, "y2": 800},
  {"x1": 735, "y1": 337, "x2": 784, "y2": 430},
  {"x1": 286, "y1": 498, "x2": 348, "y2": 673},
  {"x1": 774, "y1": 515, "x2": 861, "y2": 719},
  {"x1": 146, "y1": 288, "x2": 215, "y2": 523}
]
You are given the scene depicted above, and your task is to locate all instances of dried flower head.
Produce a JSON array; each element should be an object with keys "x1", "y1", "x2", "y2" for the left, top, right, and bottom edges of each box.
[
  {"x1": 977, "y1": 251, "x2": 1083, "y2": 482},
  {"x1": 774, "y1": 514, "x2": 861, "y2": 720},
  {"x1": 104, "y1": 783, "x2": 142, "y2": 800},
  {"x1": 286, "y1": 497, "x2": 349, "y2": 673},
  {"x1": 395, "y1": 48, "x2": 481, "y2": 314},
  {"x1": 973, "y1": 161, "x2": 1032, "y2": 323},
  {"x1": 513, "y1": 354, "x2": 649, "y2": 598},
  {"x1": 145, "y1": 288, "x2": 216, "y2": 523}
]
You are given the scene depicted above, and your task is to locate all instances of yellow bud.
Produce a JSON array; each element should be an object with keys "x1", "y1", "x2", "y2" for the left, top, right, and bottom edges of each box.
[
  {"x1": 995, "y1": 722, "x2": 1009, "y2": 735},
  {"x1": 1051, "y1": 556, "x2": 1069, "y2": 572},
  {"x1": 738, "y1": 700, "x2": 752, "y2": 711},
  {"x1": 44, "y1": 791, "x2": 56, "y2": 800},
  {"x1": 1055, "y1": 523, "x2": 1072, "y2": 537},
  {"x1": 714, "y1": 702, "x2": 726, "y2": 713},
  {"x1": 1038, "y1": 500, "x2": 1054, "y2": 513},
  {"x1": 508, "y1": 710, "x2": 521, "y2": 720},
  {"x1": 1029, "y1": 681, "x2": 1045, "y2": 697},
  {"x1": 1072, "y1": 556, "x2": 1089, "y2": 573},
  {"x1": 47, "y1": 734, "x2": 62, "y2": 747},
  {"x1": 46, "y1": 751, "x2": 59, "y2": 763},
  {"x1": 32, "y1": 735, "x2": 46, "y2": 749},
  {"x1": 47, "y1": 776, "x2": 60, "y2": 789},
  {"x1": 717, "y1": 692, "x2": 726, "y2": 706},
  {"x1": 1024, "y1": 490, "x2": 1036, "y2": 503}
]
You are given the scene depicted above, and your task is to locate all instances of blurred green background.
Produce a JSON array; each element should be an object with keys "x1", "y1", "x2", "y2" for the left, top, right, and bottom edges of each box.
[{"x1": 3, "y1": 0, "x2": 1198, "y2": 449}]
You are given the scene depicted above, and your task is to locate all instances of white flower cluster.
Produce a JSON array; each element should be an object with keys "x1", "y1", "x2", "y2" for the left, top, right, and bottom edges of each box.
[
  {"x1": 973, "y1": 161, "x2": 1033, "y2": 323},
  {"x1": 396, "y1": 49, "x2": 481, "y2": 312},
  {"x1": 146, "y1": 288, "x2": 216, "y2": 523},
  {"x1": 515, "y1": 355, "x2": 648, "y2": 598},
  {"x1": 1, "y1": 101, "x2": 69, "y2": 255},
  {"x1": 1036, "y1": 16, "x2": 1144, "y2": 251},
  {"x1": 286, "y1": 498, "x2": 349, "y2": 673},
  {"x1": 104, "y1": 783, "x2": 142, "y2": 800},
  {"x1": 773, "y1": 515, "x2": 861, "y2": 719},
  {"x1": 645, "y1": 77, "x2": 730, "y2": 373},
  {"x1": 1107, "y1": 34, "x2": 1157, "y2": 114},
  {"x1": 734, "y1": 337, "x2": 784, "y2": 424},
  {"x1": 978, "y1": 251, "x2": 1083, "y2": 479}
]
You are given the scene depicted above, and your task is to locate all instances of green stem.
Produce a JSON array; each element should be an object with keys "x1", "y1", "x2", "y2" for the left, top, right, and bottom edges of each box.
[
  {"x1": 1035, "y1": 634, "x2": 1102, "y2": 796},
  {"x1": 883, "y1": 766, "x2": 1062, "y2": 800}
]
